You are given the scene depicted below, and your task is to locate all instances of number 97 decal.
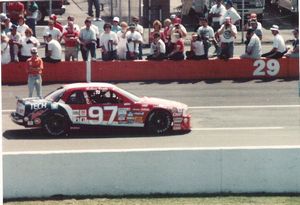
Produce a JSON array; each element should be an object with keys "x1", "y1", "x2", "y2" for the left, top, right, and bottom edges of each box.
[{"x1": 253, "y1": 59, "x2": 280, "y2": 77}]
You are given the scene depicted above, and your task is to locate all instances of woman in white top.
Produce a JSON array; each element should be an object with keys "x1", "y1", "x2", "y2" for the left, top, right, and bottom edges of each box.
[
  {"x1": 100, "y1": 23, "x2": 118, "y2": 61},
  {"x1": 19, "y1": 28, "x2": 40, "y2": 62},
  {"x1": 146, "y1": 32, "x2": 166, "y2": 60},
  {"x1": 17, "y1": 16, "x2": 29, "y2": 36},
  {"x1": 1, "y1": 34, "x2": 11, "y2": 64},
  {"x1": 117, "y1": 22, "x2": 128, "y2": 60},
  {"x1": 186, "y1": 33, "x2": 206, "y2": 60}
]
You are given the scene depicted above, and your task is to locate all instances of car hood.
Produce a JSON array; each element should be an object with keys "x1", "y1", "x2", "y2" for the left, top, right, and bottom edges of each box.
[{"x1": 139, "y1": 97, "x2": 188, "y2": 109}]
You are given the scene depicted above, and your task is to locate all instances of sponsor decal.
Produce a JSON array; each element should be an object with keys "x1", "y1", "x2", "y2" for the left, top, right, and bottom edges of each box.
[
  {"x1": 27, "y1": 121, "x2": 34, "y2": 126},
  {"x1": 173, "y1": 118, "x2": 183, "y2": 123},
  {"x1": 30, "y1": 102, "x2": 47, "y2": 110},
  {"x1": 173, "y1": 113, "x2": 183, "y2": 117},
  {"x1": 173, "y1": 125, "x2": 181, "y2": 130},
  {"x1": 133, "y1": 112, "x2": 144, "y2": 116},
  {"x1": 124, "y1": 103, "x2": 131, "y2": 106},
  {"x1": 141, "y1": 108, "x2": 150, "y2": 112},
  {"x1": 134, "y1": 116, "x2": 144, "y2": 123},
  {"x1": 30, "y1": 109, "x2": 48, "y2": 120}
]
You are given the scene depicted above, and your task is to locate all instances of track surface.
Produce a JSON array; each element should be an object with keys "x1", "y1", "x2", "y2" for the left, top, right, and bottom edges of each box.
[{"x1": 2, "y1": 80, "x2": 300, "y2": 152}]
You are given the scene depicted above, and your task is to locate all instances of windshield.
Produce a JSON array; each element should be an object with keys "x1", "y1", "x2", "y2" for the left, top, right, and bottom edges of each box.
[
  {"x1": 116, "y1": 87, "x2": 140, "y2": 102},
  {"x1": 45, "y1": 87, "x2": 65, "y2": 102}
]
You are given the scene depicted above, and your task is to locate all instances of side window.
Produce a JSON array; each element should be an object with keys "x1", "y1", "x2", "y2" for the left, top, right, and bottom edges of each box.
[
  {"x1": 66, "y1": 91, "x2": 86, "y2": 104},
  {"x1": 87, "y1": 89, "x2": 123, "y2": 104}
]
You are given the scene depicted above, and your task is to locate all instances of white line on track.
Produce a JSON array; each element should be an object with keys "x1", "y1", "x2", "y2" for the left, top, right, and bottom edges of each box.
[
  {"x1": 192, "y1": 127, "x2": 284, "y2": 131},
  {"x1": 2, "y1": 104, "x2": 300, "y2": 113},
  {"x1": 189, "y1": 105, "x2": 300, "y2": 109}
]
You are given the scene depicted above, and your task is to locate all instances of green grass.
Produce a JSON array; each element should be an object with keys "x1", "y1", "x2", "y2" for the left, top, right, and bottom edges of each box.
[{"x1": 4, "y1": 196, "x2": 300, "y2": 205}]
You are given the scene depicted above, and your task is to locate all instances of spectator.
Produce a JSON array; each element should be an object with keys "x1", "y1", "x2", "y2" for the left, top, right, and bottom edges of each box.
[
  {"x1": 216, "y1": 16, "x2": 237, "y2": 59},
  {"x1": 149, "y1": 20, "x2": 165, "y2": 44},
  {"x1": 197, "y1": 18, "x2": 218, "y2": 58},
  {"x1": 43, "y1": 20, "x2": 62, "y2": 42},
  {"x1": 186, "y1": 33, "x2": 206, "y2": 60},
  {"x1": 262, "y1": 25, "x2": 287, "y2": 59},
  {"x1": 79, "y1": 18, "x2": 97, "y2": 61},
  {"x1": 7, "y1": 2, "x2": 25, "y2": 25},
  {"x1": 62, "y1": 22, "x2": 79, "y2": 61},
  {"x1": 50, "y1": 14, "x2": 63, "y2": 33},
  {"x1": 249, "y1": 19, "x2": 263, "y2": 40},
  {"x1": 132, "y1": 16, "x2": 144, "y2": 59},
  {"x1": 222, "y1": 0, "x2": 241, "y2": 26},
  {"x1": 168, "y1": 17, "x2": 187, "y2": 54},
  {"x1": 0, "y1": 13, "x2": 7, "y2": 23},
  {"x1": 17, "y1": 15, "x2": 29, "y2": 36},
  {"x1": 88, "y1": 0, "x2": 101, "y2": 20},
  {"x1": 147, "y1": 32, "x2": 166, "y2": 60},
  {"x1": 26, "y1": 47, "x2": 43, "y2": 98},
  {"x1": 116, "y1": 21, "x2": 128, "y2": 60},
  {"x1": 240, "y1": 28, "x2": 262, "y2": 59},
  {"x1": 43, "y1": 33, "x2": 62, "y2": 63},
  {"x1": 209, "y1": 0, "x2": 226, "y2": 32},
  {"x1": 125, "y1": 23, "x2": 143, "y2": 60},
  {"x1": 100, "y1": 23, "x2": 118, "y2": 61},
  {"x1": 167, "y1": 32, "x2": 184, "y2": 60},
  {"x1": 285, "y1": 28, "x2": 299, "y2": 58},
  {"x1": 7, "y1": 24, "x2": 22, "y2": 62},
  {"x1": 88, "y1": 17, "x2": 100, "y2": 48},
  {"x1": 19, "y1": 28, "x2": 40, "y2": 62},
  {"x1": 1, "y1": 34, "x2": 11, "y2": 64},
  {"x1": 63, "y1": 16, "x2": 80, "y2": 32},
  {"x1": 163, "y1": 18, "x2": 172, "y2": 54},
  {"x1": 111, "y1": 17, "x2": 121, "y2": 33},
  {"x1": 25, "y1": 0, "x2": 39, "y2": 37},
  {"x1": 3, "y1": 18, "x2": 12, "y2": 35}
]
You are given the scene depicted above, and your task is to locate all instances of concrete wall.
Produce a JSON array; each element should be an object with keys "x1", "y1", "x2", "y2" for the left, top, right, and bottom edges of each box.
[{"x1": 3, "y1": 147, "x2": 300, "y2": 199}]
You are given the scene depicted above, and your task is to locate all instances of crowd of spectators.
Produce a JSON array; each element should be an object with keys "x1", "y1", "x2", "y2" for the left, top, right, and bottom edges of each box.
[{"x1": 1, "y1": 0, "x2": 299, "y2": 65}]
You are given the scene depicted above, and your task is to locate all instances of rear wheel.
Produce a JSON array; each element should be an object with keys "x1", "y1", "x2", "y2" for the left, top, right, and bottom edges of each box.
[
  {"x1": 146, "y1": 110, "x2": 172, "y2": 134},
  {"x1": 43, "y1": 113, "x2": 69, "y2": 136}
]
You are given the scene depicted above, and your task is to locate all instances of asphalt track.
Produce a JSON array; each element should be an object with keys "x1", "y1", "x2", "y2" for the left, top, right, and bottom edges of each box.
[{"x1": 2, "y1": 80, "x2": 300, "y2": 152}]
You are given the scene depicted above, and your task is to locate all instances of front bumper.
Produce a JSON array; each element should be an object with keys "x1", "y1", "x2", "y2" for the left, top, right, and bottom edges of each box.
[
  {"x1": 172, "y1": 114, "x2": 191, "y2": 131},
  {"x1": 10, "y1": 112, "x2": 24, "y2": 126}
]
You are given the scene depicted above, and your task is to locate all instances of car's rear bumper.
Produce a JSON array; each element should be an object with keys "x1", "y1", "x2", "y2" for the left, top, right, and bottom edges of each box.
[{"x1": 10, "y1": 112, "x2": 24, "y2": 126}]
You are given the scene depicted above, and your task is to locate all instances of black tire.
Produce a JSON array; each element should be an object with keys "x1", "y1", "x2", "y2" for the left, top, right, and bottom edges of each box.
[
  {"x1": 146, "y1": 110, "x2": 172, "y2": 134},
  {"x1": 43, "y1": 113, "x2": 69, "y2": 136}
]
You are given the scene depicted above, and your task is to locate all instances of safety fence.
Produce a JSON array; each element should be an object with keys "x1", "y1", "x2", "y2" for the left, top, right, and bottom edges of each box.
[{"x1": 2, "y1": 58, "x2": 299, "y2": 84}]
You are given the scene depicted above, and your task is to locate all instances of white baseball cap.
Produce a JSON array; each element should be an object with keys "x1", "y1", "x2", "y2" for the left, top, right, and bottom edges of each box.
[
  {"x1": 270, "y1": 25, "x2": 279, "y2": 31},
  {"x1": 31, "y1": 47, "x2": 38, "y2": 54},
  {"x1": 113, "y1": 17, "x2": 120, "y2": 22}
]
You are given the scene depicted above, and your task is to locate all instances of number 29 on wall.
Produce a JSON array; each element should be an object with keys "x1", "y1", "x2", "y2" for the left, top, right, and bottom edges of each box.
[{"x1": 253, "y1": 59, "x2": 280, "y2": 77}]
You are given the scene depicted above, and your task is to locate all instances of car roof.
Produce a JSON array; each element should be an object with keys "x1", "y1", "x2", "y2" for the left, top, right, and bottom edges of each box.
[{"x1": 63, "y1": 82, "x2": 117, "y2": 90}]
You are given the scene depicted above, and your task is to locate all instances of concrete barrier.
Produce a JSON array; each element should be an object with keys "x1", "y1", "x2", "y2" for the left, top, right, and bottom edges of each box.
[
  {"x1": 2, "y1": 58, "x2": 299, "y2": 84},
  {"x1": 3, "y1": 147, "x2": 300, "y2": 199}
]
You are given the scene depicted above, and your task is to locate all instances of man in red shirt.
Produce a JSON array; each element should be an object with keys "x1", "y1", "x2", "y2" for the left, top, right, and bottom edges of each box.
[
  {"x1": 167, "y1": 32, "x2": 184, "y2": 60},
  {"x1": 62, "y1": 22, "x2": 79, "y2": 61},
  {"x1": 7, "y1": 2, "x2": 25, "y2": 25},
  {"x1": 50, "y1": 14, "x2": 63, "y2": 32},
  {"x1": 26, "y1": 47, "x2": 44, "y2": 98}
]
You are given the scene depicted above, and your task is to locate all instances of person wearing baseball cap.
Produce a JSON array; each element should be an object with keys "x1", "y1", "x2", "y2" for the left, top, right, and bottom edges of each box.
[
  {"x1": 112, "y1": 16, "x2": 121, "y2": 33},
  {"x1": 7, "y1": 24, "x2": 21, "y2": 62},
  {"x1": 50, "y1": 14, "x2": 63, "y2": 32},
  {"x1": 26, "y1": 47, "x2": 44, "y2": 98},
  {"x1": 262, "y1": 25, "x2": 287, "y2": 59},
  {"x1": 285, "y1": 28, "x2": 299, "y2": 58}
]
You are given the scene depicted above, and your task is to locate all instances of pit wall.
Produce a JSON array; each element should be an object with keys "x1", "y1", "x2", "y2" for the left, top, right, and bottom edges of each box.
[
  {"x1": 3, "y1": 147, "x2": 300, "y2": 199},
  {"x1": 2, "y1": 58, "x2": 299, "y2": 84}
]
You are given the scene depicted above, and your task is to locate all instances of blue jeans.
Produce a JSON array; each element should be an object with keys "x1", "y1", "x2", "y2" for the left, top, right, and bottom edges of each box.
[
  {"x1": 88, "y1": 0, "x2": 100, "y2": 18},
  {"x1": 28, "y1": 74, "x2": 42, "y2": 98},
  {"x1": 26, "y1": 18, "x2": 36, "y2": 37}
]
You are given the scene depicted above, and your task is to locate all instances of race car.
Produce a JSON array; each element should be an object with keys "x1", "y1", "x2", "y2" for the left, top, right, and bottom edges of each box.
[{"x1": 11, "y1": 83, "x2": 191, "y2": 136}]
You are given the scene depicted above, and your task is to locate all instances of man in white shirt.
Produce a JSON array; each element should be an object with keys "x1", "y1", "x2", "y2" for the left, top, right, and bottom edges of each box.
[
  {"x1": 100, "y1": 23, "x2": 118, "y2": 61},
  {"x1": 43, "y1": 20, "x2": 62, "y2": 58},
  {"x1": 222, "y1": 0, "x2": 241, "y2": 25},
  {"x1": 125, "y1": 23, "x2": 143, "y2": 60},
  {"x1": 132, "y1": 16, "x2": 144, "y2": 59},
  {"x1": 147, "y1": 32, "x2": 166, "y2": 60},
  {"x1": 186, "y1": 33, "x2": 206, "y2": 60},
  {"x1": 7, "y1": 24, "x2": 22, "y2": 62},
  {"x1": 217, "y1": 16, "x2": 237, "y2": 59},
  {"x1": 197, "y1": 18, "x2": 217, "y2": 58},
  {"x1": 240, "y1": 28, "x2": 262, "y2": 59},
  {"x1": 63, "y1": 16, "x2": 80, "y2": 33},
  {"x1": 209, "y1": 0, "x2": 226, "y2": 32},
  {"x1": 79, "y1": 18, "x2": 97, "y2": 61},
  {"x1": 262, "y1": 25, "x2": 286, "y2": 59},
  {"x1": 43, "y1": 33, "x2": 62, "y2": 63}
]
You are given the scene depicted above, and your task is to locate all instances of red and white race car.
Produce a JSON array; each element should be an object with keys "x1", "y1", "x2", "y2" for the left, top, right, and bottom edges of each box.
[{"x1": 11, "y1": 83, "x2": 191, "y2": 136}]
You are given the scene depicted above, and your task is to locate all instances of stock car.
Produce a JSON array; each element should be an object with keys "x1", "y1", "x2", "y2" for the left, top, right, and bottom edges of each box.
[{"x1": 11, "y1": 83, "x2": 191, "y2": 136}]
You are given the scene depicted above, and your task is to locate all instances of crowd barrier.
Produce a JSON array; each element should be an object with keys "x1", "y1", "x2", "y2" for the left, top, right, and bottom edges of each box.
[
  {"x1": 3, "y1": 147, "x2": 300, "y2": 199},
  {"x1": 1, "y1": 58, "x2": 299, "y2": 84}
]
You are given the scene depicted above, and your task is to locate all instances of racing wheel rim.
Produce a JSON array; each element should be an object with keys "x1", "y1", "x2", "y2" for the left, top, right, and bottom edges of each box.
[
  {"x1": 147, "y1": 111, "x2": 172, "y2": 134},
  {"x1": 44, "y1": 113, "x2": 68, "y2": 136}
]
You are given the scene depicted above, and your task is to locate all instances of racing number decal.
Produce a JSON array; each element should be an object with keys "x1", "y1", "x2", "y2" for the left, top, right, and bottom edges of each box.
[
  {"x1": 253, "y1": 59, "x2": 280, "y2": 77},
  {"x1": 88, "y1": 106, "x2": 118, "y2": 124}
]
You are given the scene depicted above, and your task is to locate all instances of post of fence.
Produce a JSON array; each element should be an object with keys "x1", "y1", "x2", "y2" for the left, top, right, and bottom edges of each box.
[{"x1": 86, "y1": 60, "x2": 91, "y2": 82}]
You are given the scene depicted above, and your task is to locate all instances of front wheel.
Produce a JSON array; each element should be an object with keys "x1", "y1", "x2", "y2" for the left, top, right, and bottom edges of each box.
[
  {"x1": 146, "y1": 110, "x2": 172, "y2": 134},
  {"x1": 43, "y1": 113, "x2": 69, "y2": 136}
]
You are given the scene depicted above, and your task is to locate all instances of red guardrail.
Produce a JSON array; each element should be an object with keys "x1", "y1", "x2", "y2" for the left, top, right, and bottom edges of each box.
[{"x1": 2, "y1": 58, "x2": 299, "y2": 84}]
